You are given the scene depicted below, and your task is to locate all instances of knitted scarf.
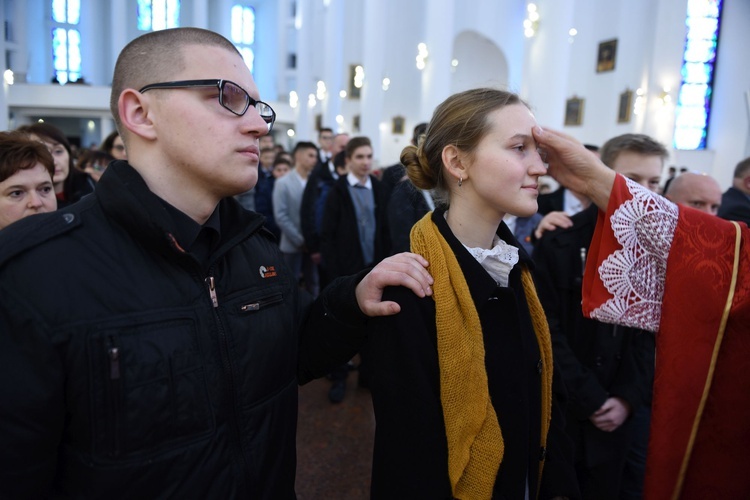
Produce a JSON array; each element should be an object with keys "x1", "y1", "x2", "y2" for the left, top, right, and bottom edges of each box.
[{"x1": 410, "y1": 212, "x2": 554, "y2": 499}]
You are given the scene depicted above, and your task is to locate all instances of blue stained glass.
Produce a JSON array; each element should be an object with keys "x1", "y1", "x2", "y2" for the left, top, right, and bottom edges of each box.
[
  {"x1": 153, "y1": 0, "x2": 166, "y2": 30},
  {"x1": 52, "y1": 29, "x2": 68, "y2": 71},
  {"x1": 167, "y1": 0, "x2": 180, "y2": 28},
  {"x1": 674, "y1": 128, "x2": 706, "y2": 150},
  {"x1": 68, "y1": 0, "x2": 80, "y2": 24},
  {"x1": 244, "y1": 8, "x2": 255, "y2": 45},
  {"x1": 687, "y1": 0, "x2": 720, "y2": 19},
  {"x1": 684, "y1": 38, "x2": 716, "y2": 63},
  {"x1": 678, "y1": 84, "x2": 709, "y2": 107},
  {"x1": 239, "y1": 47, "x2": 254, "y2": 73},
  {"x1": 676, "y1": 106, "x2": 707, "y2": 128},
  {"x1": 138, "y1": 0, "x2": 153, "y2": 31},
  {"x1": 685, "y1": 17, "x2": 718, "y2": 40},
  {"x1": 231, "y1": 6, "x2": 243, "y2": 42},
  {"x1": 68, "y1": 29, "x2": 81, "y2": 71},
  {"x1": 52, "y1": 0, "x2": 66, "y2": 22},
  {"x1": 682, "y1": 62, "x2": 712, "y2": 84}
]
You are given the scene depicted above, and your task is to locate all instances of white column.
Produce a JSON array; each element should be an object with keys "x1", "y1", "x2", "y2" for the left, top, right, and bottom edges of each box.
[
  {"x1": 322, "y1": 0, "x2": 345, "y2": 131},
  {"x1": 361, "y1": 0, "x2": 386, "y2": 163},
  {"x1": 419, "y1": 0, "x2": 454, "y2": 120},
  {"x1": 294, "y1": 0, "x2": 316, "y2": 142},
  {"x1": 191, "y1": 0, "x2": 209, "y2": 28},
  {"x1": 110, "y1": 0, "x2": 128, "y2": 73}
]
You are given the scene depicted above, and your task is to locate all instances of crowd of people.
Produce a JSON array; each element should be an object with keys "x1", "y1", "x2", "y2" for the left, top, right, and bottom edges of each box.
[{"x1": 1, "y1": 26, "x2": 749, "y2": 500}]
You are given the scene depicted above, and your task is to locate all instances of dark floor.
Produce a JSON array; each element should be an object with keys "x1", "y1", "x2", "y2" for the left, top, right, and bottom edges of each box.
[{"x1": 296, "y1": 372, "x2": 375, "y2": 499}]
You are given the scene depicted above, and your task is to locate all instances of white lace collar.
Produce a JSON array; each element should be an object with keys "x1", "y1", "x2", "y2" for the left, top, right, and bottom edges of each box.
[{"x1": 463, "y1": 235, "x2": 519, "y2": 287}]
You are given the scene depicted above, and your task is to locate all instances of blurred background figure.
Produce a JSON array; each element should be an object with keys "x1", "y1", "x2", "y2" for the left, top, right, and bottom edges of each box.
[
  {"x1": 16, "y1": 123, "x2": 92, "y2": 208},
  {"x1": 100, "y1": 131, "x2": 127, "y2": 161},
  {"x1": 717, "y1": 157, "x2": 750, "y2": 224},
  {"x1": 664, "y1": 171, "x2": 722, "y2": 216},
  {"x1": 0, "y1": 131, "x2": 57, "y2": 230},
  {"x1": 76, "y1": 149, "x2": 115, "y2": 184}
]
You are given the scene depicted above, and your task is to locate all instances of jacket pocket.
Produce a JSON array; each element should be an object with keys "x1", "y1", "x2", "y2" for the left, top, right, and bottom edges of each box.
[{"x1": 89, "y1": 317, "x2": 214, "y2": 464}]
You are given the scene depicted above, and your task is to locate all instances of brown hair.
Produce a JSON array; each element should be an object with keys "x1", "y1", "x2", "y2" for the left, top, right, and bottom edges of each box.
[
  {"x1": 400, "y1": 88, "x2": 523, "y2": 205},
  {"x1": 110, "y1": 27, "x2": 240, "y2": 133},
  {"x1": 733, "y1": 157, "x2": 750, "y2": 179},
  {"x1": 599, "y1": 134, "x2": 668, "y2": 168},
  {"x1": 0, "y1": 131, "x2": 55, "y2": 183},
  {"x1": 345, "y1": 136, "x2": 372, "y2": 158}
]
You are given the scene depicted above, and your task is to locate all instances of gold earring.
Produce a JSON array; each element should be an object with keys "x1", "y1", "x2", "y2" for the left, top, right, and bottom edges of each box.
[{"x1": 458, "y1": 176, "x2": 463, "y2": 187}]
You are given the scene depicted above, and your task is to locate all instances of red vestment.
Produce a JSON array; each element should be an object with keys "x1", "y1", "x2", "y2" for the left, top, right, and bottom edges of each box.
[{"x1": 582, "y1": 174, "x2": 750, "y2": 499}]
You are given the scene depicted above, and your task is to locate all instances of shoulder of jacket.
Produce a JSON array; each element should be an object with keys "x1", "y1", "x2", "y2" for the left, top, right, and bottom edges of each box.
[{"x1": 0, "y1": 208, "x2": 85, "y2": 265}]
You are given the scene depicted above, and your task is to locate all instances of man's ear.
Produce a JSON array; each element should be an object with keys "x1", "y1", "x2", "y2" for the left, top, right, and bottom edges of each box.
[
  {"x1": 118, "y1": 89, "x2": 157, "y2": 141},
  {"x1": 743, "y1": 175, "x2": 750, "y2": 192},
  {"x1": 441, "y1": 144, "x2": 467, "y2": 184}
]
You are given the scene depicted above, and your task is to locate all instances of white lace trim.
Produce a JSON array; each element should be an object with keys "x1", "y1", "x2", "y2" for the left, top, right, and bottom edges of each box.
[
  {"x1": 589, "y1": 177, "x2": 679, "y2": 332},
  {"x1": 464, "y1": 235, "x2": 519, "y2": 288}
]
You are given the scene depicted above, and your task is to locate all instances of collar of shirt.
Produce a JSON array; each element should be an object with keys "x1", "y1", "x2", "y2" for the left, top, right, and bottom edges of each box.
[
  {"x1": 563, "y1": 188, "x2": 584, "y2": 216},
  {"x1": 347, "y1": 172, "x2": 372, "y2": 189},
  {"x1": 328, "y1": 160, "x2": 338, "y2": 180},
  {"x1": 159, "y1": 199, "x2": 221, "y2": 253}
]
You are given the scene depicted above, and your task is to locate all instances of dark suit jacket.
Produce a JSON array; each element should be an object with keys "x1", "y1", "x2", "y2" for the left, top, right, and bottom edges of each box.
[
  {"x1": 718, "y1": 187, "x2": 750, "y2": 225},
  {"x1": 533, "y1": 205, "x2": 654, "y2": 468},
  {"x1": 536, "y1": 187, "x2": 566, "y2": 215},
  {"x1": 300, "y1": 161, "x2": 337, "y2": 253},
  {"x1": 386, "y1": 179, "x2": 431, "y2": 254}
]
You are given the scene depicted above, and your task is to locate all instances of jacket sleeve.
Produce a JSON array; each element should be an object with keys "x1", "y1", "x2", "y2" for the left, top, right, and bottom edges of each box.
[
  {"x1": 319, "y1": 188, "x2": 342, "y2": 280},
  {"x1": 300, "y1": 174, "x2": 320, "y2": 253},
  {"x1": 0, "y1": 289, "x2": 65, "y2": 498},
  {"x1": 272, "y1": 178, "x2": 305, "y2": 249}
]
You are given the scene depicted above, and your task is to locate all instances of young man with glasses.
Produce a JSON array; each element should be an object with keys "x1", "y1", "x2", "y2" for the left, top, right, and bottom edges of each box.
[{"x1": 0, "y1": 27, "x2": 432, "y2": 499}]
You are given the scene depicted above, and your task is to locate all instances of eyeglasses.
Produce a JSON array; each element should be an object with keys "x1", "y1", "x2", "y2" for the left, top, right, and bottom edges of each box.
[{"x1": 139, "y1": 79, "x2": 276, "y2": 132}]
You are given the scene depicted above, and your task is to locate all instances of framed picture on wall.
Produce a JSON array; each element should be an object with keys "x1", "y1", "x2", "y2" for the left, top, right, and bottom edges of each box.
[
  {"x1": 352, "y1": 114, "x2": 361, "y2": 133},
  {"x1": 597, "y1": 39, "x2": 617, "y2": 73},
  {"x1": 314, "y1": 113, "x2": 322, "y2": 131},
  {"x1": 348, "y1": 64, "x2": 362, "y2": 99},
  {"x1": 564, "y1": 97, "x2": 584, "y2": 126},
  {"x1": 618, "y1": 89, "x2": 633, "y2": 123},
  {"x1": 392, "y1": 116, "x2": 405, "y2": 135}
]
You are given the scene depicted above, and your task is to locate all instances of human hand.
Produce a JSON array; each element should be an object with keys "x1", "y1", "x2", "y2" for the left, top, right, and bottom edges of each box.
[
  {"x1": 534, "y1": 211, "x2": 573, "y2": 240},
  {"x1": 532, "y1": 127, "x2": 616, "y2": 210},
  {"x1": 589, "y1": 397, "x2": 631, "y2": 432},
  {"x1": 355, "y1": 253, "x2": 433, "y2": 316}
]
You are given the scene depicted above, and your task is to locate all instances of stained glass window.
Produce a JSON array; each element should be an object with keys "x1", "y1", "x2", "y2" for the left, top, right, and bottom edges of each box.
[
  {"x1": 138, "y1": 0, "x2": 181, "y2": 31},
  {"x1": 674, "y1": 0, "x2": 722, "y2": 150},
  {"x1": 50, "y1": 0, "x2": 81, "y2": 84},
  {"x1": 231, "y1": 5, "x2": 256, "y2": 73}
]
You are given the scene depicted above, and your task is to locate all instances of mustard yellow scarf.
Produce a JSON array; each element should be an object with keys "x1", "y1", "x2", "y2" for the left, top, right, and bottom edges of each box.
[{"x1": 410, "y1": 212, "x2": 553, "y2": 499}]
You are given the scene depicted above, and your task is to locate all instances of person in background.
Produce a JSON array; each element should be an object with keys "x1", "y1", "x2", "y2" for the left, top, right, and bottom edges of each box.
[
  {"x1": 76, "y1": 149, "x2": 116, "y2": 184},
  {"x1": 380, "y1": 123, "x2": 428, "y2": 202},
  {"x1": 364, "y1": 88, "x2": 578, "y2": 499},
  {"x1": 100, "y1": 130, "x2": 127, "y2": 161},
  {"x1": 717, "y1": 156, "x2": 750, "y2": 225},
  {"x1": 664, "y1": 171, "x2": 722, "y2": 216},
  {"x1": 272, "y1": 154, "x2": 292, "y2": 179},
  {"x1": 0, "y1": 131, "x2": 57, "y2": 230},
  {"x1": 533, "y1": 133, "x2": 665, "y2": 499},
  {"x1": 16, "y1": 122, "x2": 93, "y2": 208}
]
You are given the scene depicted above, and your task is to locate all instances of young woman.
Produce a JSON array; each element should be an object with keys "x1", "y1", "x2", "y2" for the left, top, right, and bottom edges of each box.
[{"x1": 365, "y1": 88, "x2": 579, "y2": 499}]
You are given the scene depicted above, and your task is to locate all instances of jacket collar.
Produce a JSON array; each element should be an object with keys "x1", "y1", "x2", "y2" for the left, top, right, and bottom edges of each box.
[{"x1": 95, "y1": 161, "x2": 265, "y2": 263}]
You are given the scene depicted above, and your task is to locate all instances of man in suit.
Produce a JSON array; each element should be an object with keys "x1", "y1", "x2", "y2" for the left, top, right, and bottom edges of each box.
[
  {"x1": 664, "y1": 171, "x2": 722, "y2": 216},
  {"x1": 717, "y1": 156, "x2": 750, "y2": 224},
  {"x1": 533, "y1": 133, "x2": 665, "y2": 499}
]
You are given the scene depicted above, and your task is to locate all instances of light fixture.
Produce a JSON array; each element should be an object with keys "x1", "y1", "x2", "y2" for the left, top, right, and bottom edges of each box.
[
  {"x1": 316, "y1": 80, "x2": 327, "y2": 100},
  {"x1": 87, "y1": 120, "x2": 96, "y2": 131},
  {"x1": 524, "y1": 3, "x2": 539, "y2": 38},
  {"x1": 287, "y1": 129, "x2": 295, "y2": 137},
  {"x1": 289, "y1": 91, "x2": 299, "y2": 109},
  {"x1": 353, "y1": 65, "x2": 365, "y2": 89},
  {"x1": 307, "y1": 93, "x2": 317, "y2": 108},
  {"x1": 339, "y1": 90, "x2": 347, "y2": 98},
  {"x1": 336, "y1": 114, "x2": 344, "y2": 124},
  {"x1": 633, "y1": 88, "x2": 646, "y2": 116},
  {"x1": 416, "y1": 43, "x2": 428, "y2": 70},
  {"x1": 3, "y1": 69, "x2": 14, "y2": 85},
  {"x1": 568, "y1": 28, "x2": 577, "y2": 43},
  {"x1": 658, "y1": 87, "x2": 673, "y2": 107},
  {"x1": 382, "y1": 77, "x2": 390, "y2": 91}
]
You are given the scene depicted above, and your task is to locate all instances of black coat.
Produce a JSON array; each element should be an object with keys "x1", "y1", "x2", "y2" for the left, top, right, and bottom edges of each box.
[
  {"x1": 536, "y1": 187, "x2": 566, "y2": 215},
  {"x1": 320, "y1": 175, "x2": 389, "y2": 279},
  {"x1": 0, "y1": 161, "x2": 368, "y2": 499},
  {"x1": 365, "y1": 208, "x2": 579, "y2": 499},
  {"x1": 386, "y1": 178, "x2": 432, "y2": 254},
  {"x1": 300, "y1": 161, "x2": 337, "y2": 253},
  {"x1": 718, "y1": 186, "x2": 750, "y2": 225},
  {"x1": 532, "y1": 205, "x2": 654, "y2": 467}
]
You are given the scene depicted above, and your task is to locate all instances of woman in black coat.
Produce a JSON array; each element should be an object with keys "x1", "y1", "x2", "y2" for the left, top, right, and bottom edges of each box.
[{"x1": 365, "y1": 88, "x2": 579, "y2": 499}]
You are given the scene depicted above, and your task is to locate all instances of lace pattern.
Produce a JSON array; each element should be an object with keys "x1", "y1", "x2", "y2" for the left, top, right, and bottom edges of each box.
[
  {"x1": 590, "y1": 177, "x2": 679, "y2": 331},
  {"x1": 464, "y1": 235, "x2": 519, "y2": 288}
]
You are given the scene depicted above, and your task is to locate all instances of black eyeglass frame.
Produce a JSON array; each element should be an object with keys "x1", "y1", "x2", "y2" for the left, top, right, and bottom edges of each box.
[{"x1": 138, "y1": 79, "x2": 276, "y2": 131}]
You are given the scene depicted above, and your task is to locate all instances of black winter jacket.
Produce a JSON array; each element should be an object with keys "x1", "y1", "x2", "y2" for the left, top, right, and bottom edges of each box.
[{"x1": 0, "y1": 161, "x2": 367, "y2": 499}]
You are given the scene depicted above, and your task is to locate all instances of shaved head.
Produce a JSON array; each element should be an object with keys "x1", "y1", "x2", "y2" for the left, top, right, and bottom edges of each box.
[
  {"x1": 665, "y1": 172, "x2": 722, "y2": 215},
  {"x1": 110, "y1": 27, "x2": 240, "y2": 133}
]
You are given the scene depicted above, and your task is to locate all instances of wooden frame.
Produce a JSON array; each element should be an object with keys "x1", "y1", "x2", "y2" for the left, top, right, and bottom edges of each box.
[
  {"x1": 618, "y1": 89, "x2": 633, "y2": 123},
  {"x1": 392, "y1": 116, "x2": 405, "y2": 135},
  {"x1": 564, "y1": 97, "x2": 584, "y2": 126},
  {"x1": 597, "y1": 39, "x2": 618, "y2": 73}
]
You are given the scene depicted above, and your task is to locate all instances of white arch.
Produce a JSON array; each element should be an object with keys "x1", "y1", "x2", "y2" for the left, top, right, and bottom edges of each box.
[{"x1": 451, "y1": 30, "x2": 509, "y2": 94}]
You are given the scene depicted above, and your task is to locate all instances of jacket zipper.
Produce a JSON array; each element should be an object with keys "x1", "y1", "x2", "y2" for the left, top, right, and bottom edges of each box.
[
  {"x1": 107, "y1": 335, "x2": 121, "y2": 457},
  {"x1": 204, "y1": 268, "x2": 251, "y2": 477},
  {"x1": 239, "y1": 292, "x2": 283, "y2": 312}
]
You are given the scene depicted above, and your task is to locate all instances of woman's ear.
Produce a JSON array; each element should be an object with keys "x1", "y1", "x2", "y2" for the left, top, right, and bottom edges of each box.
[
  {"x1": 441, "y1": 144, "x2": 467, "y2": 184},
  {"x1": 118, "y1": 89, "x2": 158, "y2": 141}
]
